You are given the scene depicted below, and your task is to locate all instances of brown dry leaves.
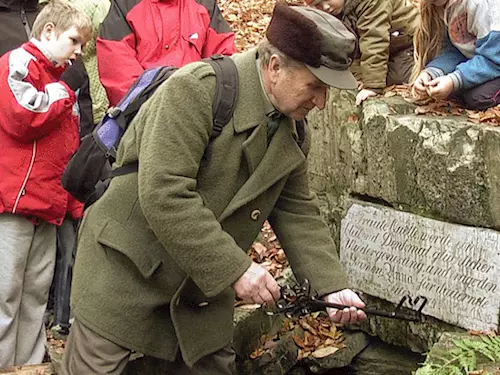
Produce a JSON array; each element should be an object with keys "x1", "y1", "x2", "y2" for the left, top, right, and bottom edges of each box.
[
  {"x1": 219, "y1": 0, "x2": 304, "y2": 52},
  {"x1": 383, "y1": 85, "x2": 500, "y2": 126},
  {"x1": 250, "y1": 313, "x2": 345, "y2": 361},
  {"x1": 45, "y1": 330, "x2": 66, "y2": 356},
  {"x1": 248, "y1": 221, "x2": 289, "y2": 279}
]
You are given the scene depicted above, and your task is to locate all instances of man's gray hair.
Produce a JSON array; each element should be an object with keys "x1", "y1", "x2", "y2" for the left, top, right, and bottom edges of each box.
[{"x1": 257, "y1": 39, "x2": 302, "y2": 68}]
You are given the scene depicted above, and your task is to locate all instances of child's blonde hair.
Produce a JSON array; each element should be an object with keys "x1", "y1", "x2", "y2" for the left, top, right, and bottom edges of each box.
[
  {"x1": 31, "y1": 0, "x2": 93, "y2": 42},
  {"x1": 411, "y1": 0, "x2": 446, "y2": 81}
]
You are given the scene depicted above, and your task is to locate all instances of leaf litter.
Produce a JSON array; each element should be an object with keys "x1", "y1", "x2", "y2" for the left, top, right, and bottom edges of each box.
[
  {"x1": 383, "y1": 85, "x2": 500, "y2": 126},
  {"x1": 250, "y1": 312, "x2": 345, "y2": 361}
]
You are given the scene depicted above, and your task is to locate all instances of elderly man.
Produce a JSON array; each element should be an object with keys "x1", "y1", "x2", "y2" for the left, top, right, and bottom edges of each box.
[{"x1": 62, "y1": 4, "x2": 366, "y2": 374}]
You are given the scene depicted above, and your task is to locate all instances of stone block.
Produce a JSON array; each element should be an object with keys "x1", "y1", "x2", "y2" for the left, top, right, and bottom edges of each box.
[
  {"x1": 306, "y1": 92, "x2": 500, "y2": 352},
  {"x1": 307, "y1": 93, "x2": 500, "y2": 230}
]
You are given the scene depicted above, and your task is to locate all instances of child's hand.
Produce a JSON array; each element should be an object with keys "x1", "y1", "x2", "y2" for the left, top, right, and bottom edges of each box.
[
  {"x1": 427, "y1": 75, "x2": 454, "y2": 100},
  {"x1": 412, "y1": 71, "x2": 432, "y2": 97},
  {"x1": 356, "y1": 89, "x2": 378, "y2": 106}
]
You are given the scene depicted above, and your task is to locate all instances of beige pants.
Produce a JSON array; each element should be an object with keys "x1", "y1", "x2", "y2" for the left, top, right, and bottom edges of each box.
[
  {"x1": 0, "y1": 214, "x2": 57, "y2": 367},
  {"x1": 62, "y1": 318, "x2": 237, "y2": 375}
]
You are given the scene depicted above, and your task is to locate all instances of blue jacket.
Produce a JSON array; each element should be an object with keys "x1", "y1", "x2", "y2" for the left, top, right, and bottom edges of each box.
[{"x1": 425, "y1": 0, "x2": 500, "y2": 90}]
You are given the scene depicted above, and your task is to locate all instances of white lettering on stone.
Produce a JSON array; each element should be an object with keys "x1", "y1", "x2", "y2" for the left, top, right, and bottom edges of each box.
[{"x1": 340, "y1": 202, "x2": 500, "y2": 331}]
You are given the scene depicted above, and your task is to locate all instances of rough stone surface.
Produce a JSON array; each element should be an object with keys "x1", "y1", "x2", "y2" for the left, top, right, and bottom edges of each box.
[
  {"x1": 342, "y1": 337, "x2": 425, "y2": 375},
  {"x1": 306, "y1": 92, "x2": 500, "y2": 351},
  {"x1": 357, "y1": 295, "x2": 463, "y2": 353},
  {"x1": 307, "y1": 91, "x2": 500, "y2": 231}
]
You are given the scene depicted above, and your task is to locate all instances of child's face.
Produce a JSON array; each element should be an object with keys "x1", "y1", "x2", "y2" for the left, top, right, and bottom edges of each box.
[
  {"x1": 40, "y1": 23, "x2": 86, "y2": 67},
  {"x1": 317, "y1": 0, "x2": 344, "y2": 16}
]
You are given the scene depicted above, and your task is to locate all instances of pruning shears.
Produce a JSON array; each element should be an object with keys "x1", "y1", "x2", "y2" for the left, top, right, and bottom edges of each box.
[{"x1": 274, "y1": 279, "x2": 427, "y2": 322}]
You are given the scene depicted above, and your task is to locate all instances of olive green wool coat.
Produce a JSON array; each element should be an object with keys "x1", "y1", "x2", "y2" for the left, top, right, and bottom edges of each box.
[{"x1": 70, "y1": 49, "x2": 349, "y2": 366}]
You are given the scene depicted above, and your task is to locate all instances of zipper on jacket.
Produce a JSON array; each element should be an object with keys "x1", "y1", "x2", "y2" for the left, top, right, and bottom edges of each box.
[
  {"x1": 12, "y1": 140, "x2": 36, "y2": 214},
  {"x1": 20, "y1": 0, "x2": 31, "y2": 40}
]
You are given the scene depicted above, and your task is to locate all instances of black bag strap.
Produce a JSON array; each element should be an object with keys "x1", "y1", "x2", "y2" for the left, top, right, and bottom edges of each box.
[
  {"x1": 109, "y1": 55, "x2": 238, "y2": 178},
  {"x1": 206, "y1": 55, "x2": 239, "y2": 139},
  {"x1": 114, "y1": 67, "x2": 179, "y2": 131},
  {"x1": 110, "y1": 161, "x2": 139, "y2": 178}
]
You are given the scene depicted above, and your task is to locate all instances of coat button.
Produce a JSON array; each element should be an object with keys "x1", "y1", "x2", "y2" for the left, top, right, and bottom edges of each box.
[
  {"x1": 165, "y1": 44, "x2": 169, "y2": 49},
  {"x1": 198, "y1": 302, "x2": 209, "y2": 307},
  {"x1": 250, "y1": 209, "x2": 261, "y2": 221}
]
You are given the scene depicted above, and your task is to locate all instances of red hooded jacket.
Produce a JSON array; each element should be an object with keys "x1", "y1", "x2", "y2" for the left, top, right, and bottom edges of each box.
[
  {"x1": 97, "y1": 0, "x2": 236, "y2": 106},
  {"x1": 0, "y1": 41, "x2": 83, "y2": 225}
]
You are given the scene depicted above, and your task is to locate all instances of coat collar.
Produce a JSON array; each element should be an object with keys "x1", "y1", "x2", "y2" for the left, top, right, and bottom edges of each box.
[
  {"x1": 231, "y1": 49, "x2": 302, "y2": 141},
  {"x1": 218, "y1": 116, "x2": 306, "y2": 222},
  {"x1": 25, "y1": 39, "x2": 66, "y2": 77},
  {"x1": 231, "y1": 49, "x2": 269, "y2": 134},
  {"x1": 215, "y1": 52, "x2": 307, "y2": 221}
]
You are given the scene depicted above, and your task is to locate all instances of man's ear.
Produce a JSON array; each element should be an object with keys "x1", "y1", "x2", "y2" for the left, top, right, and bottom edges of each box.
[
  {"x1": 267, "y1": 54, "x2": 283, "y2": 84},
  {"x1": 41, "y1": 22, "x2": 55, "y2": 41}
]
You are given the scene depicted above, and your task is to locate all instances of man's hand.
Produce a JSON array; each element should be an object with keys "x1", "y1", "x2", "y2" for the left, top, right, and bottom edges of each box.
[
  {"x1": 323, "y1": 289, "x2": 367, "y2": 324},
  {"x1": 356, "y1": 89, "x2": 378, "y2": 106},
  {"x1": 232, "y1": 262, "x2": 280, "y2": 305},
  {"x1": 412, "y1": 71, "x2": 432, "y2": 98},
  {"x1": 427, "y1": 75, "x2": 454, "y2": 100}
]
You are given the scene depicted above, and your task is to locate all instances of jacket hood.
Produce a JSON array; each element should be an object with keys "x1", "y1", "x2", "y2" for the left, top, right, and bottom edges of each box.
[{"x1": 0, "y1": 0, "x2": 38, "y2": 11}]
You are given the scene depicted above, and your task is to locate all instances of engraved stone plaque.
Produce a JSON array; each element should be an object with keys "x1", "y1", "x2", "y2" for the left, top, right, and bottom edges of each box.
[{"x1": 340, "y1": 202, "x2": 500, "y2": 331}]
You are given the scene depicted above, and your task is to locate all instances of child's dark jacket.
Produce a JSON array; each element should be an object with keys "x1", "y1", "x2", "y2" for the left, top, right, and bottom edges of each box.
[{"x1": 344, "y1": 0, "x2": 418, "y2": 90}]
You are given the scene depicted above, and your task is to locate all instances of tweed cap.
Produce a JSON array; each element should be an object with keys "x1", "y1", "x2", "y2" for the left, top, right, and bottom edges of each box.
[{"x1": 266, "y1": 3, "x2": 357, "y2": 89}]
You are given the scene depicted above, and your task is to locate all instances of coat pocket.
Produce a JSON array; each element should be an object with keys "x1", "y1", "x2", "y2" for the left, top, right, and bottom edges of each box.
[{"x1": 97, "y1": 219, "x2": 163, "y2": 279}]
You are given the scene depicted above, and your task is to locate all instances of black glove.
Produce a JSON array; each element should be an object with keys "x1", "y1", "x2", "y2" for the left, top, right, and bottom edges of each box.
[{"x1": 60, "y1": 57, "x2": 87, "y2": 92}]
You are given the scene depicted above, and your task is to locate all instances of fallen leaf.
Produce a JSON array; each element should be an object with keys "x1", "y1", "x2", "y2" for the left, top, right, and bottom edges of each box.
[
  {"x1": 300, "y1": 320, "x2": 318, "y2": 336},
  {"x1": 249, "y1": 347, "x2": 265, "y2": 359},
  {"x1": 311, "y1": 346, "x2": 340, "y2": 358},
  {"x1": 292, "y1": 335, "x2": 306, "y2": 349}
]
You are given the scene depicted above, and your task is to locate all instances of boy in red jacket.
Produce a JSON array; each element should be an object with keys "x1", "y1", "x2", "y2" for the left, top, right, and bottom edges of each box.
[{"x1": 0, "y1": 0, "x2": 92, "y2": 367}]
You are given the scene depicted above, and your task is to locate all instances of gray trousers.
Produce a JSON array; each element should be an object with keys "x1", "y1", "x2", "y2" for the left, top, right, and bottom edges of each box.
[
  {"x1": 62, "y1": 317, "x2": 237, "y2": 375},
  {"x1": 0, "y1": 214, "x2": 57, "y2": 367}
]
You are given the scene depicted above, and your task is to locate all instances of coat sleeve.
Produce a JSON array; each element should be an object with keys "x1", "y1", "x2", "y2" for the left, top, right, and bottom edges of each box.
[
  {"x1": 355, "y1": 0, "x2": 392, "y2": 90},
  {"x1": 96, "y1": 0, "x2": 144, "y2": 106},
  {"x1": 448, "y1": 0, "x2": 500, "y2": 90},
  {"x1": 200, "y1": 0, "x2": 236, "y2": 56},
  {"x1": 268, "y1": 130, "x2": 349, "y2": 297},
  {"x1": 426, "y1": 33, "x2": 468, "y2": 77},
  {"x1": 136, "y1": 70, "x2": 251, "y2": 298},
  {"x1": 0, "y1": 50, "x2": 76, "y2": 143}
]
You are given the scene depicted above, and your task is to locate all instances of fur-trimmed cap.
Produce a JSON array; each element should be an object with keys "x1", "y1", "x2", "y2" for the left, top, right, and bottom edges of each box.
[{"x1": 266, "y1": 3, "x2": 357, "y2": 89}]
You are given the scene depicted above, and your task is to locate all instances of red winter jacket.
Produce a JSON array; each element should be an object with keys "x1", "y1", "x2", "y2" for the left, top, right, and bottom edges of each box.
[
  {"x1": 0, "y1": 41, "x2": 83, "y2": 225},
  {"x1": 97, "y1": 0, "x2": 236, "y2": 106}
]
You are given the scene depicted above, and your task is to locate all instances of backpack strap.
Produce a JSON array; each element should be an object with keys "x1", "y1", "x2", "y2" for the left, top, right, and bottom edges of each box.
[
  {"x1": 206, "y1": 55, "x2": 239, "y2": 139},
  {"x1": 108, "y1": 56, "x2": 238, "y2": 179}
]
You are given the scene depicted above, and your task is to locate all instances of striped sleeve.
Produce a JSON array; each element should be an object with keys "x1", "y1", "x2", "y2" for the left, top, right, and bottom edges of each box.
[
  {"x1": 451, "y1": 0, "x2": 500, "y2": 89},
  {"x1": 0, "y1": 48, "x2": 76, "y2": 142}
]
